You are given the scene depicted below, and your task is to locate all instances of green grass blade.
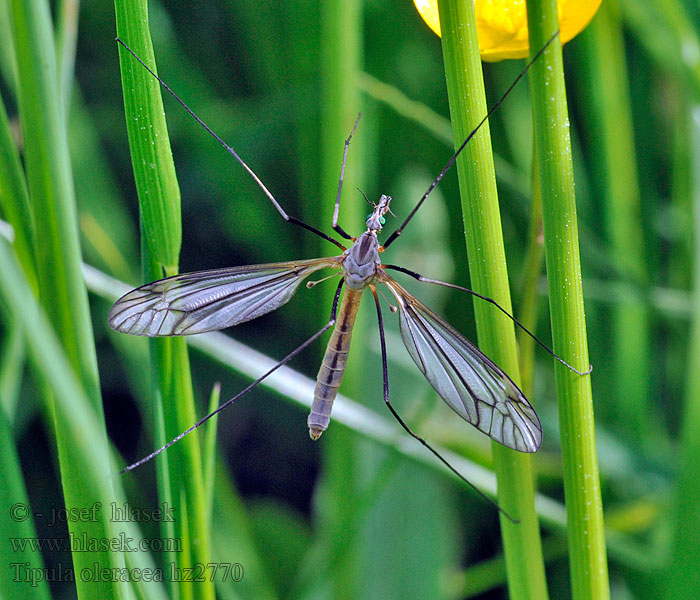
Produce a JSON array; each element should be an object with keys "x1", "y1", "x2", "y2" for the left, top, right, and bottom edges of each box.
[
  {"x1": 0, "y1": 406, "x2": 50, "y2": 600},
  {"x1": 10, "y1": 0, "x2": 100, "y2": 400},
  {"x1": 516, "y1": 154, "x2": 544, "y2": 397},
  {"x1": 580, "y1": 2, "x2": 654, "y2": 445},
  {"x1": 0, "y1": 318, "x2": 24, "y2": 420},
  {"x1": 436, "y1": 1, "x2": 548, "y2": 598},
  {"x1": 0, "y1": 236, "x2": 133, "y2": 599},
  {"x1": 9, "y1": 0, "x2": 126, "y2": 595},
  {"x1": 203, "y1": 382, "x2": 221, "y2": 525},
  {"x1": 526, "y1": 1, "x2": 610, "y2": 598},
  {"x1": 0, "y1": 90, "x2": 36, "y2": 291},
  {"x1": 114, "y1": 1, "x2": 213, "y2": 598},
  {"x1": 665, "y1": 107, "x2": 700, "y2": 598},
  {"x1": 313, "y1": 0, "x2": 367, "y2": 598}
]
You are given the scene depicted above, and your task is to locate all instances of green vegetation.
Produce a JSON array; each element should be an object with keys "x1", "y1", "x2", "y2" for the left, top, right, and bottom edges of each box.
[{"x1": 1, "y1": 0, "x2": 698, "y2": 598}]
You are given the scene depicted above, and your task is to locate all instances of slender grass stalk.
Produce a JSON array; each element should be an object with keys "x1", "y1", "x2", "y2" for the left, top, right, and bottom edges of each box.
[
  {"x1": 526, "y1": 1, "x2": 609, "y2": 598},
  {"x1": 55, "y1": 0, "x2": 79, "y2": 110},
  {"x1": 0, "y1": 402, "x2": 50, "y2": 600},
  {"x1": 114, "y1": 1, "x2": 213, "y2": 598},
  {"x1": 0, "y1": 319, "x2": 24, "y2": 420},
  {"x1": 0, "y1": 238, "x2": 129, "y2": 598},
  {"x1": 581, "y1": 2, "x2": 653, "y2": 444},
  {"x1": 436, "y1": 1, "x2": 548, "y2": 598},
  {"x1": 203, "y1": 382, "x2": 221, "y2": 525},
  {"x1": 315, "y1": 0, "x2": 366, "y2": 596},
  {"x1": 457, "y1": 536, "x2": 570, "y2": 598},
  {"x1": 8, "y1": 0, "x2": 126, "y2": 596},
  {"x1": 517, "y1": 155, "x2": 544, "y2": 397},
  {"x1": 0, "y1": 91, "x2": 36, "y2": 292},
  {"x1": 666, "y1": 107, "x2": 700, "y2": 598},
  {"x1": 0, "y1": 236, "x2": 175, "y2": 600}
]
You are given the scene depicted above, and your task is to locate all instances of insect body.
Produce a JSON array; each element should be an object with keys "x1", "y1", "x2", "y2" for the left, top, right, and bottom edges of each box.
[
  {"x1": 110, "y1": 33, "x2": 583, "y2": 483},
  {"x1": 109, "y1": 193, "x2": 542, "y2": 453},
  {"x1": 309, "y1": 194, "x2": 392, "y2": 438}
]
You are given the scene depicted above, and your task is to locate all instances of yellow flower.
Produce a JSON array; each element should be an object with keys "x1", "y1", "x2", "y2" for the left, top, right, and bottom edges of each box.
[{"x1": 413, "y1": 0, "x2": 601, "y2": 61}]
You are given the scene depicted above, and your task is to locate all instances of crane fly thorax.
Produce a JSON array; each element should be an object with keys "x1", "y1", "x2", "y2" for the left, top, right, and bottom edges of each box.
[{"x1": 342, "y1": 232, "x2": 381, "y2": 290}]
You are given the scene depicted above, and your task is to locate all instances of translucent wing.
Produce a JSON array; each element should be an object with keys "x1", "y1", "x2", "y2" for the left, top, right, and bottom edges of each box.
[
  {"x1": 109, "y1": 258, "x2": 338, "y2": 337},
  {"x1": 381, "y1": 276, "x2": 542, "y2": 452}
]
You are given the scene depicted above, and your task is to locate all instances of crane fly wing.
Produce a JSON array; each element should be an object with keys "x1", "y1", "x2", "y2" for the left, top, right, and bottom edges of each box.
[
  {"x1": 109, "y1": 258, "x2": 339, "y2": 337},
  {"x1": 381, "y1": 276, "x2": 542, "y2": 452}
]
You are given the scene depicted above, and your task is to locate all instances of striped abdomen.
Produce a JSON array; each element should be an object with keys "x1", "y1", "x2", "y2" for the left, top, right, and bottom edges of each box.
[{"x1": 308, "y1": 288, "x2": 363, "y2": 439}]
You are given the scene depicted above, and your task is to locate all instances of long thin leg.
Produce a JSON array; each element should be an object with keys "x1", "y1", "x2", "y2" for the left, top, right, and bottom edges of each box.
[
  {"x1": 369, "y1": 286, "x2": 518, "y2": 523},
  {"x1": 116, "y1": 38, "x2": 346, "y2": 251},
  {"x1": 383, "y1": 263, "x2": 592, "y2": 376},
  {"x1": 382, "y1": 30, "x2": 560, "y2": 250},
  {"x1": 331, "y1": 114, "x2": 362, "y2": 240},
  {"x1": 120, "y1": 280, "x2": 345, "y2": 474}
]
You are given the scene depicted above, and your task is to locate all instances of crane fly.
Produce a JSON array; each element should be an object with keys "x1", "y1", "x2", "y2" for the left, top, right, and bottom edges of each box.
[
  {"x1": 109, "y1": 193, "x2": 541, "y2": 450},
  {"x1": 111, "y1": 33, "x2": 588, "y2": 511}
]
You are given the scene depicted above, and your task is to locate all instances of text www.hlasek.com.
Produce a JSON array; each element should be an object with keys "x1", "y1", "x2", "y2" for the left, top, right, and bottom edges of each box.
[{"x1": 10, "y1": 531, "x2": 181, "y2": 553}]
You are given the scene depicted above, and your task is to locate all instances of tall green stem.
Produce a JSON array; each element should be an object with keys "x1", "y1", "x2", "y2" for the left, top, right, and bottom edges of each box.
[
  {"x1": 114, "y1": 1, "x2": 213, "y2": 598},
  {"x1": 313, "y1": 0, "x2": 365, "y2": 598},
  {"x1": 526, "y1": 1, "x2": 609, "y2": 598},
  {"x1": 666, "y1": 107, "x2": 700, "y2": 599},
  {"x1": 437, "y1": 1, "x2": 548, "y2": 598},
  {"x1": 583, "y1": 1, "x2": 652, "y2": 443},
  {"x1": 9, "y1": 0, "x2": 122, "y2": 596}
]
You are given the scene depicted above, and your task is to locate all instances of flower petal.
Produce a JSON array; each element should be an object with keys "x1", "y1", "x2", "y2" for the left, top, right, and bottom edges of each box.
[{"x1": 414, "y1": 0, "x2": 602, "y2": 61}]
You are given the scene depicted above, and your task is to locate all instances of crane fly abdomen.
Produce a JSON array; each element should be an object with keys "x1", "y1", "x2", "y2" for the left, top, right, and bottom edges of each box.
[
  {"x1": 308, "y1": 225, "x2": 384, "y2": 439},
  {"x1": 308, "y1": 284, "x2": 364, "y2": 439}
]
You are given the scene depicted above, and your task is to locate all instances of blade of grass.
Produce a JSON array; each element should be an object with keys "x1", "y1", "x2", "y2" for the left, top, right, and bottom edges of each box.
[
  {"x1": 455, "y1": 536, "x2": 570, "y2": 598},
  {"x1": 0, "y1": 404, "x2": 50, "y2": 600},
  {"x1": 0, "y1": 234, "x2": 179, "y2": 599},
  {"x1": 665, "y1": 106, "x2": 700, "y2": 598},
  {"x1": 516, "y1": 154, "x2": 544, "y2": 397},
  {"x1": 580, "y1": 2, "x2": 654, "y2": 445},
  {"x1": 114, "y1": 1, "x2": 213, "y2": 598},
  {"x1": 203, "y1": 382, "x2": 221, "y2": 525},
  {"x1": 525, "y1": 1, "x2": 609, "y2": 598},
  {"x1": 9, "y1": 0, "x2": 126, "y2": 595},
  {"x1": 0, "y1": 90, "x2": 36, "y2": 292},
  {"x1": 55, "y1": 0, "x2": 79, "y2": 110},
  {"x1": 0, "y1": 0, "x2": 18, "y2": 89},
  {"x1": 0, "y1": 319, "x2": 24, "y2": 420},
  {"x1": 314, "y1": 0, "x2": 367, "y2": 598},
  {"x1": 436, "y1": 1, "x2": 548, "y2": 598}
]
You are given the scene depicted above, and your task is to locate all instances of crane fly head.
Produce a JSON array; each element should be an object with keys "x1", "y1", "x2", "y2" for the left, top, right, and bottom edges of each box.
[{"x1": 365, "y1": 194, "x2": 392, "y2": 233}]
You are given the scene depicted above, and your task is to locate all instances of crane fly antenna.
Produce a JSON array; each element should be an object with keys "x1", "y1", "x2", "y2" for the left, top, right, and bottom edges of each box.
[
  {"x1": 357, "y1": 187, "x2": 372, "y2": 207},
  {"x1": 370, "y1": 286, "x2": 519, "y2": 523},
  {"x1": 118, "y1": 279, "x2": 345, "y2": 474},
  {"x1": 382, "y1": 29, "x2": 561, "y2": 249},
  {"x1": 115, "y1": 37, "x2": 345, "y2": 251}
]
